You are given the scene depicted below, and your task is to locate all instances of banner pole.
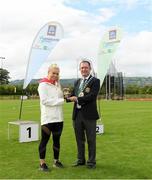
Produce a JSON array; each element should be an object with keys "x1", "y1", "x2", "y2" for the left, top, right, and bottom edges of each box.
[
  {"x1": 18, "y1": 90, "x2": 24, "y2": 120},
  {"x1": 97, "y1": 85, "x2": 102, "y2": 121}
]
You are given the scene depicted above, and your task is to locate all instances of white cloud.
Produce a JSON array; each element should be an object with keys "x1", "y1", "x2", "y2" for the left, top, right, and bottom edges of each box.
[
  {"x1": 89, "y1": 0, "x2": 151, "y2": 10},
  {"x1": 98, "y1": 8, "x2": 115, "y2": 22},
  {"x1": 0, "y1": 0, "x2": 151, "y2": 82},
  {"x1": 124, "y1": 0, "x2": 138, "y2": 9},
  {"x1": 116, "y1": 31, "x2": 152, "y2": 76},
  {"x1": 42, "y1": 30, "x2": 152, "y2": 78},
  {"x1": 0, "y1": 0, "x2": 107, "y2": 80}
]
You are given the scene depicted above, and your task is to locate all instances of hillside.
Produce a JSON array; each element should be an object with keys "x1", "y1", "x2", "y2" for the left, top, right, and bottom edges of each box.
[{"x1": 10, "y1": 77, "x2": 152, "y2": 87}]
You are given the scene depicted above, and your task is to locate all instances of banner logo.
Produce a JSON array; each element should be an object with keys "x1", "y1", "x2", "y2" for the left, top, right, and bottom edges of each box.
[
  {"x1": 47, "y1": 25, "x2": 56, "y2": 36},
  {"x1": 109, "y1": 30, "x2": 116, "y2": 40}
]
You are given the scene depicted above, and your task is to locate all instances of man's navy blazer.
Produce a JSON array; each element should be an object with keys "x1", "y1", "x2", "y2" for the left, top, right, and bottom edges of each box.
[{"x1": 68, "y1": 75, "x2": 100, "y2": 121}]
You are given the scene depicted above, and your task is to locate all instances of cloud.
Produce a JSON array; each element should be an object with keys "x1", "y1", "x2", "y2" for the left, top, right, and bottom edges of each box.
[
  {"x1": 0, "y1": 0, "x2": 107, "y2": 80},
  {"x1": 89, "y1": 0, "x2": 151, "y2": 10},
  {"x1": 123, "y1": 0, "x2": 138, "y2": 9},
  {"x1": 0, "y1": 0, "x2": 151, "y2": 81},
  {"x1": 42, "y1": 30, "x2": 152, "y2": 78},
  {"x1": 36, "y1": 27, "x2": 104, "y2": 79},
  {"x1": 116, "y1": 31, "x2": 152, "y2": 76},
  {"x1": 98, "y1": 8, "x2": 115, "y2": 22}
]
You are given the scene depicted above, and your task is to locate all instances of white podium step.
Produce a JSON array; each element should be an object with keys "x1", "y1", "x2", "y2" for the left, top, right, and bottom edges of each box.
[{"x1": 8, "y1": 120, "x2": 39, "y2": 143}]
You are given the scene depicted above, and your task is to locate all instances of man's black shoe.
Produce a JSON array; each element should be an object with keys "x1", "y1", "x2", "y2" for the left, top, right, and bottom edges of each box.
[
  {"x1": 86, "y1": 164, "x2": 96, "y2": 169},
  {"x1": 39, "y1": 163, "x2": 49, "y2": 172},
  {"x1": 72, "y1": 161, "x2": 86, "y2": 167}
]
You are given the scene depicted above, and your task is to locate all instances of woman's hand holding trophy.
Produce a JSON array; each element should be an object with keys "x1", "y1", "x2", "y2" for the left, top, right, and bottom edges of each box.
[
  {"x1": 63, "y1": 88, "x2": 71, "y2": 99},
  {"x1": 63, "y1": 88, "x2": 78, "y2": 102}
]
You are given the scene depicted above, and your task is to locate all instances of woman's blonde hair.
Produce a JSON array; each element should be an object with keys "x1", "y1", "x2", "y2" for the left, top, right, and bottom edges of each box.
[{"x1": 48, "y1": 64, "x2": 60, "y2": 73}]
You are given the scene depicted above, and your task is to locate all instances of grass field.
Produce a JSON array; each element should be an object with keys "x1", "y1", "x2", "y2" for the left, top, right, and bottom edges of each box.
[{"x1": 0, "y1": 99, "x2": 152, "y2": 179}]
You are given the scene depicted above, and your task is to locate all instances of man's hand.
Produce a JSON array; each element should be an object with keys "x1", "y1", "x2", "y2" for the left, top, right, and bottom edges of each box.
[{"x1": 67, "y1": 96, "x2": 78, "y2": 102}]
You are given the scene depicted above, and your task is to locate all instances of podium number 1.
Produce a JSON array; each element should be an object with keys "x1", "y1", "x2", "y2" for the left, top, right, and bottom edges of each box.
[{"x1": 27, "y1": 127, "x2": 31, "y2": 138}]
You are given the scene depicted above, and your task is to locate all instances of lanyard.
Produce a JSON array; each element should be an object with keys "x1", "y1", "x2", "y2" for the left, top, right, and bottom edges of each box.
[{"x1": 78, "y1": 76, "x2": 93, "y2": 92}]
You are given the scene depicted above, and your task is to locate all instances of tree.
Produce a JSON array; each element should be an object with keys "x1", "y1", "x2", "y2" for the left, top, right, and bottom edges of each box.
[
  {"x1": 0, "y1": 68, "x2": 10, "y2": 84},
  {"x1": 126, "y1": 85, "x2": 139, "y2": 94},
  {"x1": 26, "y1": 83, "x2": 39, "y2": 95},
  {"x1": 0, "y1": 84, "x2": 15, "y2": 95}
]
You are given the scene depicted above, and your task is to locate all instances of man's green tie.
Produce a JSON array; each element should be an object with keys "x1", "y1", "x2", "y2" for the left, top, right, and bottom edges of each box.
[{"x1": 77, "y1": 79, "x2": 86, "y2": 96}]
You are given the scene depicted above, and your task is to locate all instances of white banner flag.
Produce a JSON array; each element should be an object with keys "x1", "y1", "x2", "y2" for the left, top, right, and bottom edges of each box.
[
  {"x1": 97, "y1": 27, "x2": 123, "y2": 86},
  {"x1": 23, "y1": 21, "x2": 64, "y2": 89}
]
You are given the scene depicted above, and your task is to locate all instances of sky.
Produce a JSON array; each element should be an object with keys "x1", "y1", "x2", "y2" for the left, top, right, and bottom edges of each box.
[{"x1": 0, "y1": 0, "x2": 152, "y2": 80}]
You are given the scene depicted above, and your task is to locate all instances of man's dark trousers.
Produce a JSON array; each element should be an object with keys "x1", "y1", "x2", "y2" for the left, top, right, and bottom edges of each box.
[{"x1": 73, "y1": 110, "x2": 96, "y2": 165}]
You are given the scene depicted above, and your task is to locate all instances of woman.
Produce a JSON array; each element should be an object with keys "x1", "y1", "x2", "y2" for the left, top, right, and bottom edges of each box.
[{"x1": 38, "y1": 64, "x2": 64, "y2": 171}]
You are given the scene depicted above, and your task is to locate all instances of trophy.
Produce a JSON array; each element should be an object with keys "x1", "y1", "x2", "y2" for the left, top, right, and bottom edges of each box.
[{"x1": 63, "y1": 88, "x2": 71, "y2": 99}]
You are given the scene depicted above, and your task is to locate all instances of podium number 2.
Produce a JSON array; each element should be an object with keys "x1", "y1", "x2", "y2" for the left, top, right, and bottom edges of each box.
[
  {"x1": 96, "y1": 126, "x2": 99, "y2": 133},
  {"x1": 27, "y1": 127, "x2": 31, "y2": 138}
]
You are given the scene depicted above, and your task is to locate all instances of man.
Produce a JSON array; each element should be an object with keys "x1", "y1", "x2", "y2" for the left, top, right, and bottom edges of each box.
[{"x1": 67, "y1": 60, "x2": 100, "y2": 169}]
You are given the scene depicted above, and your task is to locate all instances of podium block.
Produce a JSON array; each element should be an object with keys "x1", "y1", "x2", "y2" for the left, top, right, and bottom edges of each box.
[
  {"x1": 96, "y1": 124, "x2": 104, "y2": 134},
  {"x1": 8, "y1": 121, "x2": 39, "y2": 143}
]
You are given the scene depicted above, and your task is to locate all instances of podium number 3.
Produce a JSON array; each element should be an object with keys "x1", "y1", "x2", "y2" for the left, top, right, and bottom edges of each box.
[{"x1": 27, "y1": 127, "x2": 31, "y2": 138}]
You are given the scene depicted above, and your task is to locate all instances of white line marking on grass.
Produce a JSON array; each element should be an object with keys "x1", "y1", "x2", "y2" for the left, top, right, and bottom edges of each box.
[{"x1": 20, "y1": 105, "x2": 40, "y2": 108}]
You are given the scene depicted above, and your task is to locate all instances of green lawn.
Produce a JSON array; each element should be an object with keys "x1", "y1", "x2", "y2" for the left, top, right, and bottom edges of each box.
[{"x1": 0, "y1": 99, "x2": 152, "y2": 179}]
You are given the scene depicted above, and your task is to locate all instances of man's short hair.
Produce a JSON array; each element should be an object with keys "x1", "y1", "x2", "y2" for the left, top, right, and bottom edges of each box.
[{"x1": 79, "y1": 59, "x2": 91, "y2": 68}]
